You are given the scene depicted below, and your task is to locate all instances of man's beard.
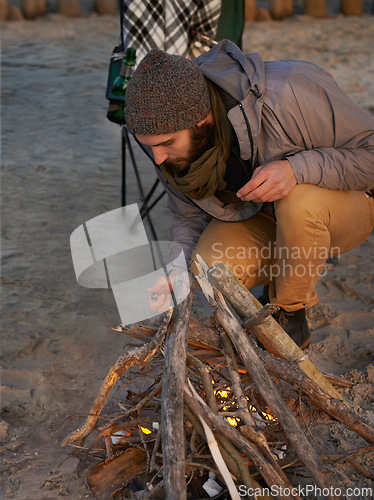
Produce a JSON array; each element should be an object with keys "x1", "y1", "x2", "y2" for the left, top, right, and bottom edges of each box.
[{"x1": 164, "y1": 122, "x2": 215, "y2": 176}]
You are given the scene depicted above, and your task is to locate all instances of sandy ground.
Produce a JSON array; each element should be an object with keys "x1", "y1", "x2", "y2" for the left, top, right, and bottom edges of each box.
[{"x1": 1, "y1": 8, "x2": 374, "y2": 500}]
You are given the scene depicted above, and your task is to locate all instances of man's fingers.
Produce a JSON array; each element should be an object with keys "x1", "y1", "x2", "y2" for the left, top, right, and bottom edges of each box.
[
  {"x1": 149, "y1": 292, "x2": 171, "y2": 312},
  {"x1": 237, "y1": 170, "x2": 266, "y2": 199}
]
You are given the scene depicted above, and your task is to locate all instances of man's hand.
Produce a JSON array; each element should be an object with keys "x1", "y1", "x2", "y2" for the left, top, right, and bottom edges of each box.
[
  {"x1": 237, "y1": 160, "x2": 297, "y2": 203},
  {"x1": 147, "y1": 270, "x2": 181, "y2": 313}
]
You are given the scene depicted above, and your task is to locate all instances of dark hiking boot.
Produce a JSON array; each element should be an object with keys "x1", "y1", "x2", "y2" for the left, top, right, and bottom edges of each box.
[
  {"x1": 274, "y1": 308, "x2": 311, "y2": 350},
  {"x1": 257, "y1": 285, "x2": 270, "y2": 307},
  {"x1": 255, "y1": 286, "x2": 311, "y2": 349}
]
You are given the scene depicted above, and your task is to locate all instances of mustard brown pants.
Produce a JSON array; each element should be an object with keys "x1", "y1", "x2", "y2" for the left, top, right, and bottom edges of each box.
[{"x1": 191, "y1": 185, "x2": 374, "y2": 311}]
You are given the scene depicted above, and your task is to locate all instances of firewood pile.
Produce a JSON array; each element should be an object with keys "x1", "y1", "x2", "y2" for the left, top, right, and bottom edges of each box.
[{"x1": 63, "y1": 258, "x2": 374, "y2": 500}]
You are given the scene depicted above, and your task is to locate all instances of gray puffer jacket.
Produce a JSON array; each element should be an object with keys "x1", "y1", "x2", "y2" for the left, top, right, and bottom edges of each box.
[{"x1": 154, "y1": 40, "x2": 374, "y2": 264}]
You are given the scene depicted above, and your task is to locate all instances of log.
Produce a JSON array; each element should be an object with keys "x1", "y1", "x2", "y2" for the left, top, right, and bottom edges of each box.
[
  {"x1": 57, "y1": 0, "x2": 80, "y2": 16},
  {"x1": 256, "y1": 348, "x2": 374, "y2": 445},
  {"x1": 161, "y1": 275, "x2": 193, "y2": 500},
  {"x1": 115, "y1": 318, "x2": 221, "y2": 351},
  {"x1": 188, "y1": 324, "x2": 373, "y2": 447},
  {"x1": 207, "y1": 263, "x2": 347, "y2": 405},
  {"x1": 270, "y1": 0, "x2": 293, "y2": 19},
  {"x1": 245, "y1": 0, "x2": 257, "y2": 21},
  {"x1": 62, "y1": 310, "x2": 172, "y2": 447},
  {"x1": 87, "y1": 447, "x2": 148, "y2": 500},
  {"x1": 304, "y1": 0, "x2": 326, "y2": 17},
  {"x1": 186, "y1": 352, "x2": 266, "y2": 493},
  {"x1": 194, "y1": 257, "x2": 336, "y2": 497},
  {"x1": 0, "y1": 0, "x2": 7, "y2": 21},
  {"x1": 185, "y1": 381, "x2": 241, "y2": 500},
  {"x1": 184, "y1": 384, "x2": 300, "y2": 500},
  {"x1": 118, "y1": 313, "x2": 371, "y2": 446},
  {"x1": 94, "y1": 0, "x2": 116, "y2": 15},
  {"x1": 184, "y1": 406, "x2": 244, "y2": 483},
  {"x1": 341, "y1": 0, "x2": 363, "y2": 16},
  {"x1": 219, "y1": 329, "x2": 297, "y2": 492}
]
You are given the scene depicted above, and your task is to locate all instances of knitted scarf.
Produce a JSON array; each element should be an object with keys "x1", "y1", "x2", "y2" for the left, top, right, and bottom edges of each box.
[{"x1": 160, "y1": 80, "x2": 234, "y2": 200}]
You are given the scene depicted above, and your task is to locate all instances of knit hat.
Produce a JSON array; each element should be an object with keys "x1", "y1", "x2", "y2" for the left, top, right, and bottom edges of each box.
[{"x1": 125, "y1": 49, "x2": 211, "y2": 135}]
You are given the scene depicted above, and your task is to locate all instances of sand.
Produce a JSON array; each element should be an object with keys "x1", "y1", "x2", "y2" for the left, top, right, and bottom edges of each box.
[{"x1": 1, "y1": 9, "x2": 373, "y2": 499}]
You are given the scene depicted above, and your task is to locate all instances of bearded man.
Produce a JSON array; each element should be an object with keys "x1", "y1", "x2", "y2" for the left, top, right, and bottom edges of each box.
[{"x1": 124, "y1": 40, "x2": 374, "y2": 349}]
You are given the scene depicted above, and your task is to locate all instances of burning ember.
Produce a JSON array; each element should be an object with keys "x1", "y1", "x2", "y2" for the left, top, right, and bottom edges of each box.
[{"x1": 213, "y1": 382, "x2": 277, "y2": 427}]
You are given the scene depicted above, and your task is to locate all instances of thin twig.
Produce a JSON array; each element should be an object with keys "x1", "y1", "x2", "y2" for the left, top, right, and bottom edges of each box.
[{"x1": 150, "y1": 427, "x2": 162, "y2": 472}]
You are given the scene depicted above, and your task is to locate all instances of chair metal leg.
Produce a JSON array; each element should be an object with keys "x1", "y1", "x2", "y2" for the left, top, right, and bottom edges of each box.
[
  {"x1": 121, "y1": 130, "x2": 127, "y2": 207},
  {"x1": 121, "y1": 126, "x2": 165, "y2": 241}
]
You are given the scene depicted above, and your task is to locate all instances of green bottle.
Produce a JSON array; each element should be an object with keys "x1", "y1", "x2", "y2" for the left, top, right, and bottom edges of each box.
[{"x1": 107, "y1": 47, "x2": 136, "y2": 124}]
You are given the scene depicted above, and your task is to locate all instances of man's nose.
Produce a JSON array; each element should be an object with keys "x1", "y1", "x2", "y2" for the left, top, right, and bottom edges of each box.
[{"x1": 152, "y1": 147, "x2": 168, "y2": 165}]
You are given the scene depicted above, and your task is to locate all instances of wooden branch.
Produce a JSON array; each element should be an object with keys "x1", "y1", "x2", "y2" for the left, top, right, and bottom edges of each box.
[
  {"x1": 256, "y1": 348, "x2": 374, "y2": 446},
  {"x1": 184, "y1": 383, "x2": 300, "y2": 500},
  {"x1": 194, "y1": 257, "x2": 335, "y2": 498},
  {"x1": 207, "y1": 263, "x2": 348, "y2": 406},
  {"x1": 219, "y1": 329, "x2": 259, "y2": 428},
  {"x1": 186, "y1": 323, "x2": 371, "y2": 447},
  {"x1": 242, "y1": 304, "x2": 279, "y2": 330},
  {"x1": 114, "y1": 318, "x2": 222, "y2": 351},
  {"x1": 186, "y1": 352, "x2": 261, "y2": 492},
  {"x1": 184, "y1": 406, "x2": 242, "y2": 482},
  {"x1": 346, "y1": 456, "x2": 374, "y2": 480},
  {"x1": 87, "y1": 447, "x2": 148, "y2": 500},
  {"x1": 187, "y1": 352, "x2": 217, "y2": 412},
  {"x1": 62, "y1": 310, "x2": 172, "y2": 447},
  {"x1": 219, "y1": 329, "x2": 296, "y2": 492},
  {"x1": 150, "y1": 426, "x2": 162, "y2": 472},
  {"x1": 185, "y1": 381, "x2": 242, "y2": 500},
  {"x1": 161, "y1": 275, "x2": 194, "y2": 500},
  {"x1": 277, "y1": 446, "x2": 374, "y2": 473}
]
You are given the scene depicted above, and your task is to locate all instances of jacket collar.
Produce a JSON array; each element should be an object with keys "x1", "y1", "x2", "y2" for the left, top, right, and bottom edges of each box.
[{"x1": 195, "y1": 40, "x2": 265, "y2": 162}]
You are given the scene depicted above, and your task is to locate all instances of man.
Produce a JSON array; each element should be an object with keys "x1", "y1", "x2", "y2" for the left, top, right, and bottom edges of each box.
[{"x1": 125, "y1": 40, "x2": 374, "y2": 349}]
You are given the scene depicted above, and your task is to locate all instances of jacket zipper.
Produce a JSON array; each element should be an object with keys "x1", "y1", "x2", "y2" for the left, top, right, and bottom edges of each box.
[
  {"x1": 238, "y1": 102, "x2": 276, "y2": 221},
  {"x1": 238, "y1": 102, "x2": 255, "y2": 170}
]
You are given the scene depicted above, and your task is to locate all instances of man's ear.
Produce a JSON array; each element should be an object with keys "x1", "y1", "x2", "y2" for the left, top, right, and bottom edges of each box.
[{"x1": 196, "y1": 110, "x2": 214, "y2": 127}]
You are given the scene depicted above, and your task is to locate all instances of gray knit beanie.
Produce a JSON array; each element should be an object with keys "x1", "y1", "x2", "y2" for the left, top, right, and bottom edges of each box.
[{"x1": 125, "y1": 49, "x2": 211, "y2": 135}]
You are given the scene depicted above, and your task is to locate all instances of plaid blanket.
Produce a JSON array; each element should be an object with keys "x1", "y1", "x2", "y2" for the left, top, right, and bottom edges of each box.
[{"x1": 122, "y1": 0, "x2": 221, "y2": 63}]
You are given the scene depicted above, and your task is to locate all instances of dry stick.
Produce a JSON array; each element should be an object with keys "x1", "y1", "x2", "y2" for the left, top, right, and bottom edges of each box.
[
  {"x1": 256, "y1": 348, "x2": 374, "y2": 446},
  {"x1": 185, "y1": 353, "x2": 298, "y2": 498},
  {"x1": 150, "y1": 426, "x2": 162, "y2": 472},
  {"x1": 114, "y1": 319, "x2": 221, "y2": 352},
  {"x1": 208, "y1": 263, "x2": 347, "y2": 406},
  {"x1": 62, "y1": 310, "x2": 172, "y2": 447},
  {"x1": 345, "y1": 456, "x2": 374, "y2": 480},
  {"x1": 276, "y1": 448, "x2": 374, "y2": 473},
  {"x1": 219, "y1": 328, "x2": 295, "y2": 493},
  {"x1": 161, "y1": 275, "x2": 194, "y2": 500},
  {"x1": 185, "y1": 323, "x2": 373, "y2": 447},
  {"x1": 242, "y1": 304, "x2": 280, "y2": 330},
  {"x1": 118, "y1": 380, "x2": 162, "y2": 419},
  {"x1": 184, "y1": 385, "x2": 299, "y2": 500},
  {"x1": 195, "y1": 257, "x2": 336, "y2": 498},
  {"x1": 185, "y1": 380, "x2": 241, "y2": 500},
  {"x1": 186, "y1": 353, "x2": 259, "y2": 492},
  {"x1": 184, "y1": 406, "x2": 242, "y2": 481},
  {"x1": 118, "y1": 323, "x2": 354, "y2": 388}
]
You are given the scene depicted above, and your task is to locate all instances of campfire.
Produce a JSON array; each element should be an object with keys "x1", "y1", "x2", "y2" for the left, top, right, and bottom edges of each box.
[{"x1": 63, "y1": 259, "x2": 374, "y2": 499}]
